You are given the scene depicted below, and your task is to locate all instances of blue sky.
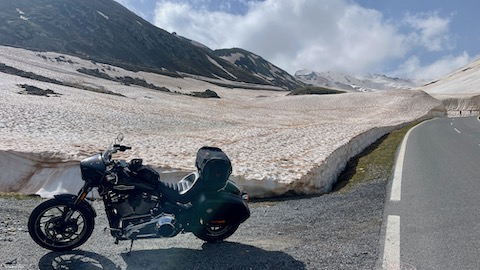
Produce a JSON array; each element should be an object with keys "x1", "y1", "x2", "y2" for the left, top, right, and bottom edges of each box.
[{"x1": 114, "y1": 0, "x2": 480, "y2": 81}]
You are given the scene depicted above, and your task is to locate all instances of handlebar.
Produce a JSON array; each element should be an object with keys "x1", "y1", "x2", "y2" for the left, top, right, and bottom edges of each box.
[
  {"x1": 102, "y1": 144, "x2": 132, "y2": 164},
  {"x1": 113, "y1": 144, "x2": 132, "y2": 152}
]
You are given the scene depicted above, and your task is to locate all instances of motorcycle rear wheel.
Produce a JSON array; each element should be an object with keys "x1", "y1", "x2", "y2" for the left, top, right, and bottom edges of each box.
[
  {"x1": 193, "y1": 223, "x2": 239, "y2": 243},
  {"x1": 28, "y1": 199, "x2": 95, "y2": 251}
]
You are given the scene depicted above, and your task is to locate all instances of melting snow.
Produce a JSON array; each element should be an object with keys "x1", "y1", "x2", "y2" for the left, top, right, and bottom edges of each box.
[{"x1": 0, "y1": 45, "x2": 447, "y2": 198}]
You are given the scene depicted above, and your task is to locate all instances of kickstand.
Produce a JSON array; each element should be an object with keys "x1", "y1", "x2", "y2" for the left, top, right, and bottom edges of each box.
[{"x1": 128, "y1": 239, "x2": 134, "y2": 253}]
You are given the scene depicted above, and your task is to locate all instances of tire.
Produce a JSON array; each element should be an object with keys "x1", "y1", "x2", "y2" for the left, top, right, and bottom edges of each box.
[
  {"x1": 28, "y1": 198, "x2": 95, "y2": 251},
  {"x1": 193, "y1": 223, "x2": 239, "y2": 243}
]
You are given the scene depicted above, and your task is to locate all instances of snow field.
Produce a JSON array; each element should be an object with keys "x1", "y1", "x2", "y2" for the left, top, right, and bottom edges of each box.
[{"x1": 0, "y1": 46, "x2": 446, "y2": 198}]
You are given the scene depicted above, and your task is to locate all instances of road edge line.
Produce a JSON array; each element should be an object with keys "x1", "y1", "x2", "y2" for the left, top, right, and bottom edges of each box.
[
  {"x1": 390, "y1": 130, "x2": 408, "y2": 201},
  {"x1": 382, "y1": 215, "x2": 401, "y2": 270},
  {"x1": 390, "y1": 120, "x2": 428, "y2": 201}
]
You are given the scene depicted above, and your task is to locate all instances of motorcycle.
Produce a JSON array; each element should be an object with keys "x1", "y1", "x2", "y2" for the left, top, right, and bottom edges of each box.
[{"x1": 28, "y1": 134, "x2": 250, "y2": 251}]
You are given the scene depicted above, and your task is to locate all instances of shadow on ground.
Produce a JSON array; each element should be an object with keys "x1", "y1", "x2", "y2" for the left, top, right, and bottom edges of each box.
[
  {"x1": 38, "y1": 250, "x2": 120, "y2": 270},
  {"x1": 122, "y1": 242, "x2": 306, "y2": 270},
  {"x1": 38, "y1": 242, "x2": 306, "y2": 270}
]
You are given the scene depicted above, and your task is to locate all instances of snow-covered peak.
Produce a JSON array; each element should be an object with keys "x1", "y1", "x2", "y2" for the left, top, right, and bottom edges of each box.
[{"x1": 295, "y1": 70, "x2": 417, "y2": 92}]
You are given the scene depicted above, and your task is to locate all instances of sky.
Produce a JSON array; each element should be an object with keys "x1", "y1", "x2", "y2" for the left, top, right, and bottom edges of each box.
[{"x1": 114, "y1": 0, "x2": 480, "y2": 81}]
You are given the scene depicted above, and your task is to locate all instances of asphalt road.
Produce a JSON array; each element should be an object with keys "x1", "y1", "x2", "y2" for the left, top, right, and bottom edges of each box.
[{"x1": 383, "y1": 116, "x2": 480, "y2": 269}]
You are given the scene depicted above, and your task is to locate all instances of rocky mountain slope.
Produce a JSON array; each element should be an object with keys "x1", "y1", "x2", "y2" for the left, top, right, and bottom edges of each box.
[
  {"x1": 0, "y1": 0, "x2": 295, "y2": 88},
  {"x1": 213, "y1": 48, "x2": 304, "y2": 90},
  {"x1": 295, "y1": 70, "x2": 417, "y2": 92}
]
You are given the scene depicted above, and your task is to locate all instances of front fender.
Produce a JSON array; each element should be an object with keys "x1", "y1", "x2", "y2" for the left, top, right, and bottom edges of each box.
[{"x1": 54, "y1": 194, "x2": 97, "y2": 217}]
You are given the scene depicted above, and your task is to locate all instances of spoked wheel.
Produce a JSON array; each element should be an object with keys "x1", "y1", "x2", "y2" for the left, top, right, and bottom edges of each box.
[
  {"x1": 28, "y1": 199, "x2": 95, "y2": 251},
  {"x1": 193, "y1": 223, "x2": 239, "y2": 243}
]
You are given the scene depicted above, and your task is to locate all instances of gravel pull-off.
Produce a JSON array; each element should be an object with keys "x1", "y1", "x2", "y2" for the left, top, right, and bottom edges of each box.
[{"x1": 0, "y1": 177, "x2": 386, "y2": 270}]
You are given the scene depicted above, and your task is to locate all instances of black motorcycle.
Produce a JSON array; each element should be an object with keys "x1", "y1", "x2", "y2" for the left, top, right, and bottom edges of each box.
[{"x1": 28, "y1": 134, "x2": 250, "y2": 251}]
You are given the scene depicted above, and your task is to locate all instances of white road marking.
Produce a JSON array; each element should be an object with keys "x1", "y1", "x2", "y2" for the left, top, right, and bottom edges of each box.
[
  {"x1": 390, "y1": 124, "x2": 417, "y2": 201},
  {"x1": 385, "y1": 121, "x2": 429, "y2": 269},
  {"x1": 391, "y1": 123, "x2": 423, "y2": 200},
  {"x1": 454, "y1": 128, "x2": 461, "y2": 134},
  {"x1": 383, "y1": 215, "x2": 401, "y2": 270}
]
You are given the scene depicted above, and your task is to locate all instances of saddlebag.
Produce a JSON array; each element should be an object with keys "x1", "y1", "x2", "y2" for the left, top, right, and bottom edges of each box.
[
  {"x1": 196, "y1": 147, "x2": 232, "y2": 191},
  {"x1": 196, "y1": 192, "x2": 250, "y2": 225}
]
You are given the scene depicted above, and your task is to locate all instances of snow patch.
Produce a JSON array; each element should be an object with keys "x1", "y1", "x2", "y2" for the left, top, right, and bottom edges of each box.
[
  {"x1": 221, "y1": 52, "x2": 244, "y2": 63},
  {"x1": 296, "y1": 70, "x2": 417, "y2": 92},
  {"x1": 417, "y1": 58, "x2": 480, "y2": 115},
  {"x1": 206, "y1": 55, "x2": 237, "y2": 79},
  {"x1": 97, "y1": 11, "x2": 109, "y2": 20}
]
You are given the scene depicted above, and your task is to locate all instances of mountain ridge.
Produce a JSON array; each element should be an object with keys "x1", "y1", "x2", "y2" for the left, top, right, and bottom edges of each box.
[
  {"x1": 213, "y1": 47, "x2": 304, "y2": 91},
  {"x1": 0, "y1": 0, "x2": 298, "y2": 88},
  {"x1": 295, "y1": 70, "x2": 417, "y2": 92}
]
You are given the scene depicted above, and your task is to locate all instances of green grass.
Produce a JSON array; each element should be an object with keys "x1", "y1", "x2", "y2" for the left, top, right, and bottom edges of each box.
[
  {"x1": 334, "y1": 121, "x2": 421, "y2": 192},
  {"x1": 288, "y1": 86, "x2": 346, "y2": 96},
  {"x1": 0, "y1": 192, "x2": 41, "y2": 200}
]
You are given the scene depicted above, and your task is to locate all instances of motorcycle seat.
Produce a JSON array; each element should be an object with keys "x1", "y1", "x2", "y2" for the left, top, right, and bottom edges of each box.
[{"x1": 160, "y1": 172, "x2": 200, "y2": 203}]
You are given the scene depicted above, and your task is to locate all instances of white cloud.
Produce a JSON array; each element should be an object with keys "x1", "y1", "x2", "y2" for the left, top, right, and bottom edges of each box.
[
  {"x1": 154, "y1": 1, "x2": 240, "y2": 47},
  {"x1": 404, "y1": 12, "x2": 454, "y2": 52},
  {"x1": 395, "y1": 52, "x2": 471, "y2": 81},
  {"x1": 152, "y1": 0, "x2": 464, "y2": 80},
  {"x1": 154, "y1": 0, "x2": 409, "y2": 75}
]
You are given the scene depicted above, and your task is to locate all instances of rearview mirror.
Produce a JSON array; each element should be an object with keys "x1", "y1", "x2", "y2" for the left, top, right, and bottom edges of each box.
[{"x1": 117, "y1": 133, "x2": 124, "y2": 143}]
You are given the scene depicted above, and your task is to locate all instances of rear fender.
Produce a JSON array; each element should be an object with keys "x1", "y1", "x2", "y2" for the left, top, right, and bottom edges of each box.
[{"x1": 54, "y1": 194, "x2": 97, "y2": 217}]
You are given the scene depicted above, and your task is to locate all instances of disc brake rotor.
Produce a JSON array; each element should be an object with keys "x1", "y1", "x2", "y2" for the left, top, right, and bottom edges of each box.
[{"x1": 44, "y1": 217, "x2": 79, "y2": 241}]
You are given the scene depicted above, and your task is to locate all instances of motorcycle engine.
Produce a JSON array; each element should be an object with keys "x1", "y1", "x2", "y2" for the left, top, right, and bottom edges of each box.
[
  {"x1": 107, "y1": 190, "x2": 159, "y2": 218},
  {"x1": 105, "y1": 190, "x2": 181, "y2": 239}
]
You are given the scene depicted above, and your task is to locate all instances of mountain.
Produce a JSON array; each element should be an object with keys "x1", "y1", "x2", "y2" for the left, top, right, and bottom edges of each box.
[
  {"x1": 213, "y1": 48, "x2": 304, "y2": 90},
  {"x1": 176, "y1": 36, "x2": 304, "y2": 90},
  {"x1": 418, "y1": 58, "x2": 480, "y2": 95},
  {"x1": 295, "y1": 70, "x2": 417, "y2": 92},
  {"x1": 0, "y1": 0, "x2": 271, "y2": 86}
]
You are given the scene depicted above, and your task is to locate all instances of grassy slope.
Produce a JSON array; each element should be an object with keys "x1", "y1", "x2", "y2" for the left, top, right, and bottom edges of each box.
[{"x1": 334, "y1": 122, "x2": 420, "y2": 192}]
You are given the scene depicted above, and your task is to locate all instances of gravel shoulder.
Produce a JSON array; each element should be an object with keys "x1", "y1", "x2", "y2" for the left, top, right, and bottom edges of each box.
[{"x1": 0, "y1": 177, "x2": 386, "y2": 270}]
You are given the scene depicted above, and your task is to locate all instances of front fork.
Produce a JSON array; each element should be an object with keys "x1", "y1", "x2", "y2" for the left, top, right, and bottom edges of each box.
[{"x1": 62, "y1": 185, "x2": 92, "y2": 222}]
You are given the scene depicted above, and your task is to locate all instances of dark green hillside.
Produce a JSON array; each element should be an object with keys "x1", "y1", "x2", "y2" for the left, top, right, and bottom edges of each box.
[{"x1": 288, "y1": 86, "x2": 346, "y2": 95}]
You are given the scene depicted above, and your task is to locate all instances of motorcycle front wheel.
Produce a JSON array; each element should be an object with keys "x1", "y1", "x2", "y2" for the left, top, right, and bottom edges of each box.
[
  {"x1": 193, "y1": 223, "x2": 239, "y2": 243},
  {"x1": 28, "y1": 199, "x2": 95, "y2": 251}
]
